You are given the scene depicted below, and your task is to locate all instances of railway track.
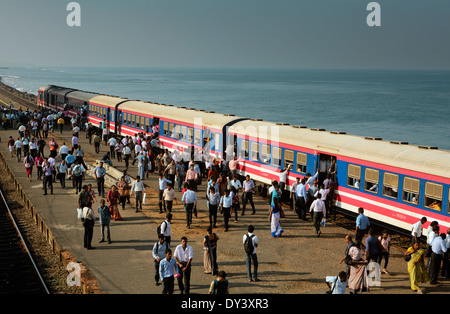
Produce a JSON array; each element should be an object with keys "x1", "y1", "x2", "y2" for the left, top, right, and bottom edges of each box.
[{"x1": 0, "y1": 185, "x2": 50, "y2": 294}]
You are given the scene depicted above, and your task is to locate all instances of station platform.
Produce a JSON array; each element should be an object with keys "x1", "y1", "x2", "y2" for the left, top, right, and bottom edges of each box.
[{"x1": 0, "y1": 126, "x2": 448, "y2": 295}]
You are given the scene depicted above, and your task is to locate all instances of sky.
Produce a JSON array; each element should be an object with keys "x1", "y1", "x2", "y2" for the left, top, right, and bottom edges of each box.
[{"x1": 0, "y1": 0, "x2": 449, "y2": 69}]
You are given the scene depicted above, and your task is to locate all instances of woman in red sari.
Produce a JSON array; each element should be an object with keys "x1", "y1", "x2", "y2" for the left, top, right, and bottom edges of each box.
[{"x1": 107, "y1": 185, "x2": 122, "y2": 221}]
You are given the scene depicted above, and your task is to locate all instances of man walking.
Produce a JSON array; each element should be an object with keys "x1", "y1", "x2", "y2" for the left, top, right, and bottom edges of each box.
[
  {"x1": 242, "y1": 175, "x2": 256, "y2": 215},
  {"x1": 153, "y1": 234, "x2": 170, "y2": 286},
  {"x1": 94, "y1": 162, "x2": 106, "y2": 197},
  {"x1": 131, "y1": 175, "x2": 145, "y2": 212},
  {"x1": 181, "y1": 186, "x2": 197, "y2": 229},
  {"x1": 174, "y1": 237, "x2": 194, "y2": 294},
  {"x1": 159, "y1": 249, "x2": 179, "y2": 294},
  {"x1": 97, "y1": 199, "x2": 112, "y2": 244},
  {"x1": 243, "y1": 225, "x2": 259, "y2": 282}
]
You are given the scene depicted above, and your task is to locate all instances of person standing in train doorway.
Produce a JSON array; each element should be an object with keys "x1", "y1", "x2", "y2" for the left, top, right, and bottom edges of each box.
[
  {"x1": 328, "y1": 158, "x2": 338, "y2": 184},
  {"x1": 242, "y1": 175, "x2": 256, "y2": 215}
]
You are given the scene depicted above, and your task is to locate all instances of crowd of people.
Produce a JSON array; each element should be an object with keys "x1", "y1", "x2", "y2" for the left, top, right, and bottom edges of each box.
[{"x1": 3, "y1": 103, "x2": 450, "y2": 295}]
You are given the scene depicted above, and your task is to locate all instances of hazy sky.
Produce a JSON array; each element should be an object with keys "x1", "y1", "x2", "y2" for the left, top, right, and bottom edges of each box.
[{"x1": 1, "y1": 0, "x2": 449, "y2": 69}]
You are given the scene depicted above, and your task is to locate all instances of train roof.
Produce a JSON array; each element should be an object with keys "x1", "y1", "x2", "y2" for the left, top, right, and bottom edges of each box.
[
  {"x1": 228, "y1": 120, "x2": 450, "y2": 179},
  {"x1": 119, "y1": 100, "x2": 246, "y2": 131}
]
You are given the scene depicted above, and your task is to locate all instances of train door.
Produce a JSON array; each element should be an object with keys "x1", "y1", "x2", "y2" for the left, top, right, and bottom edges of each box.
[
  {"x1": 115, "y1": 110, "x2": 123, "y2": 135},
  {"x1": 225, "y1": 133, "x2": 237, "y2": 161},
  {"x1": 50, "y1": 94, "x2": 56, "y2": 108},
  {"x1": 317, "y1": 153, "x2": 335, "y2": 186}
]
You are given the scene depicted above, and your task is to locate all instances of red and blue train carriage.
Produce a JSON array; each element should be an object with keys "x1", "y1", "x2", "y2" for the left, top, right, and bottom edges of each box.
[
  {"x1": 228, "y1": 119, "x2": 450, "y2": 234},
  {"x1": 37, "y1": 85, "x2": 450, "y2": 234}
]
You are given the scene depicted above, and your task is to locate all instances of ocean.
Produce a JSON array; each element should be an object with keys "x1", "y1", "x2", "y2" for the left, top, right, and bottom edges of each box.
[{"x1": 0, "y1": 66, "x2": 449, "y2": 150}]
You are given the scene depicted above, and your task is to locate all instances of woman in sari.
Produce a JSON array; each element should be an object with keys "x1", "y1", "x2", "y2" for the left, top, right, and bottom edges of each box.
[
  {"x1": 405, "y1": 241, "x2": 428, "y2": 293},
  {"x1": 347, "y1": 243, "x2": 369, "y2": 294},
  {"x1": 269, "y1": 184, "x2": 283, "y2": 238},
  {"x1": 117, "y1": 176, "x2": 130, "y2": 211},
  {"x1": 203, "y1": 227, "x2": 219, "y2": 275},
  {"x1": 49, "y1": 138, "x2": 58, "y2": 158},
  {"x1": 107, "y1": 185, "x2": 122, "y2": 221}
]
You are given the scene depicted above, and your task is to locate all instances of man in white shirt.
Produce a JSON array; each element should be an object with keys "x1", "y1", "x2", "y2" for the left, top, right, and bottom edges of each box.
[
  {"x1": 181, "y1": 187, "x2": 197, "y2": 229},
  {"x1": 14, "y1": 137, "x2": 23, "y2": 161},
  {"x1": 160, "y1": 213, "x2": 172, "y2": 245},
  {"x1": 131, "y1": 176, "x2": 145, "y2": 212},
  {"x1": 325, "y1": 271, "x2": 348, "y2": 294},
  {"x1": 310, "y1": 193, "x2": 326, "y2": 237},
  {"x1": 162, "y1": 184, "x2": 177, "y2": 214},
  {"x1": 278, "y1": 164, "x2": 291, "y2": 203},
  {"x1": 58, "y1": 142, "x2": 69, "y2": 161},
  {"x1": 108, "y1": 136, "x2": 117, "y2": 159},
  {"x1": 243, "y1": 225, "x2": 259, "y2": 282},
  {"x1": 242, "y1": 175, "x2": 256, "y2": 215},
  {"x1": 174, "y1": 237, "x2": 193, "y2": 294},
  {"x1": 82, "y1": 206, "x2": 96, "y2": 250},
  {"x1": 411, "y1": 217, "x2": 427, "y2": 246},
  {"x1": 230, "y1": 175, "x2": 242, "y2": 196}
]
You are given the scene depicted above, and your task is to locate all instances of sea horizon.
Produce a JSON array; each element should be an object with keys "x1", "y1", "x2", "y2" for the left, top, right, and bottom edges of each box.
[{"x1": 0, "y1": 66, "x2": 449, "y2": 150}]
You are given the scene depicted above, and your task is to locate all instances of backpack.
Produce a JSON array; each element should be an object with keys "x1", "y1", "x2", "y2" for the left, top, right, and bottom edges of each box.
[
  {"x1": 73, "y1": 164, "x2": 82, "y2": 177},
  {"x1": 244, "y1": 234, "x2": 255, "y2": 254},
  {"x1": 157, "y1": 221, "x2": 168, "y2": 236}
]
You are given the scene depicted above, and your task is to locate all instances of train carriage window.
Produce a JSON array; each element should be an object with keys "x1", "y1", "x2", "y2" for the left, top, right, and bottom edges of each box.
[
  {"x1": 273, "y1": 147, "x2": 282, "y2": 168},
  {"x1": 403, "y1": 177, "x2": 420, "y2": 205},
  {"x1": 175, "y1": 125, "x2": 182, "y2": 139},
  {"x1": 215, "y1": 133, "x2": 221, "y2": 151},
  {"x1": 296, "y1": 152, "x2": 307, "y2": 174},
  {"x1": 382, "y1": 172, "x2": 399, "y2": 199},
  {"x1": 261, "y1": 144, "x2": 270, "y2": 164},
  {"x1": 240, "y1": 140, "x2": 249, "y2": 158},
  {"x1": 163, "y1": 122, "x2": 169, "y2": 136},
  {"x1": 187, "y1": 128, "x2": 194, "y2": 143},
  {"x1": 424, "y1": 182, "x2": 443, "y2": 211},
  {"x1": 347, "y1": 164, "x2": 361, "y2": 188},
  {"x1": 203, "y1": 129, "x2": 211, "y2": 144},
  {"x1": 180, "y1": 126, "x2": 187, "y2": 141},
  {"x1": 194, "y1": 129, "x2": 202, "y2": 146},
  {"x1": 280, "y1": 149, "x2": 291, "y2": 169},
  {"x1": 250, "y1": 142, "x2": 259, "y2": 161},
  {"x1": 364, "y1": 168, "x2": 379, "y2": 193},
  {"x1": 448, "y1": 188, "x2": 450, "y2": 214},
  {"x1": 136, "y1": 116, "x2": 140, "y2": 129},
  {"x1": 169, "y1": 124, "x2": 175, "y2": 137}
]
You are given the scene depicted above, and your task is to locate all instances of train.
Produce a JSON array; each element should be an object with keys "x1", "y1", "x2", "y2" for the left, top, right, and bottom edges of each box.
[{"x1": 37, "y1": 85, "x2": 450, "y2": 234}]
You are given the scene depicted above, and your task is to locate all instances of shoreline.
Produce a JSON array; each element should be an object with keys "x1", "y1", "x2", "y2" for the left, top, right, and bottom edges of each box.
[{"x1": 0, "y1": 77, "x2": 37, "y2": 104}]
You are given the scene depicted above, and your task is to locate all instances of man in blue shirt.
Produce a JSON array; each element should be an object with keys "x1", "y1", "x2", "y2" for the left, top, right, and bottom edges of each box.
[
  {"x1": 159, "y1": 249, "x2": 179, "y2": 294},
  {"x1": 430, "y1": 232, "x2": 447, "y2": 285},
  {"x1": 97, "y1": 199, "x2": 111, "y2": 244},
  {"x1": 220, "y1": 189, "x2": 233, "y2": 232},
  {"x1": 355, "y1": 207, "x2": 370, "y2": 245},
  {"x1": 94, "y1": 162, "x2": 107, "y2": 197},
  {"x1": 364, "y1": 228, "x2": 379, "y2": 263},
  {"x1": 134, "y1": 151, "x2": 146, "y2": 179}
]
